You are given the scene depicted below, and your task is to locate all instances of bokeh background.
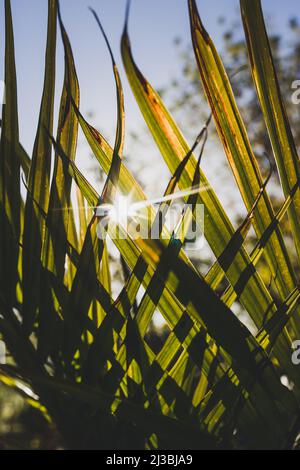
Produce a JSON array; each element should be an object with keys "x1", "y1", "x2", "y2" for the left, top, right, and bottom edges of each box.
[
  {"x1": 0, "y1": 0, "x2": 299, "y2": 449},
  {"x1": 0, "y1": 0, "x2": 299, "y2": 208}
]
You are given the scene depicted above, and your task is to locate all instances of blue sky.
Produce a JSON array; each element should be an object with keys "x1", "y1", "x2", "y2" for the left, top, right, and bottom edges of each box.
[
  {"x1": 1, "y1": 0, "x2": 298, "y2": 150},
  {"x1": 0, "y1": 0, "x2": 299, "y2": 206}
]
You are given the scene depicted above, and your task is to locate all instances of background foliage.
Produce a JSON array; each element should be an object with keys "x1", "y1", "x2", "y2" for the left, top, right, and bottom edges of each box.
[{"x1": 0, "y1": 0, "x2": 300, "y2": 449}]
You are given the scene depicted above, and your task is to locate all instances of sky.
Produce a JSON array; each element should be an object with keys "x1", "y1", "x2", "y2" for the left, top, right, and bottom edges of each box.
[{"x1": 0, "y1": 0, "x2": 299, "y2": 210}]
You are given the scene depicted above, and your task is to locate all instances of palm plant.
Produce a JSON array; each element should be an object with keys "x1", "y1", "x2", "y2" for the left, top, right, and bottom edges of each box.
[{"x1": 0, "y1": 0, "x2": 300, "y2": 449}]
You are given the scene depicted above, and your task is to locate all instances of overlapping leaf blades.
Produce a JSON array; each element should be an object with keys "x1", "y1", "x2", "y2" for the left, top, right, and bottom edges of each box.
[{"x1": 0, "y1": 0, "x2": 300, "y2": 450}]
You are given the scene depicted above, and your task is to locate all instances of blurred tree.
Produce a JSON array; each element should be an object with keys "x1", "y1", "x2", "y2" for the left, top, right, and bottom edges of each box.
[
  {"x1": 165, "y1": 15, "x2": 300, "y2": 173},
  {"x1": 156, "y1": 14, "x2": 300, "y2": 288}
]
